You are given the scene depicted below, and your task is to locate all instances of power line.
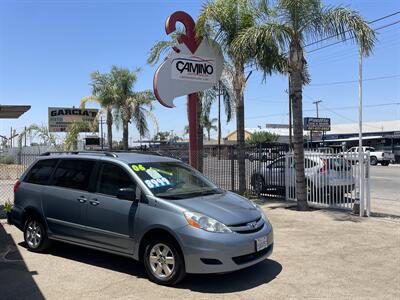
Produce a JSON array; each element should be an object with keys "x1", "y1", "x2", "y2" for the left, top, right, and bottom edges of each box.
[
  {"x1": 306, "y1": 19, "x2": 400, "y2": 54},
  {"x1": 308, "y1": 74, "x2": 400, "y2": 87},
  {"x1": 246, "y1": 102, "x2": 400, "y2": 120},
  {"x1": 244, "y1": 11, "x2": 400, "y2": 71},
  {"x1": 304, "y1": 11, "x2": 400, "y2": 48}
]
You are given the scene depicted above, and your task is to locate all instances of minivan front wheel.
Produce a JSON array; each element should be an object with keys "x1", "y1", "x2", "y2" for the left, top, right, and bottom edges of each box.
[
  {"x1": 24, "y1": 217, "x2": 51, "y2": 252},
  {"x1": 144, "y1": 239, "x2": 185, "y2": 286}
]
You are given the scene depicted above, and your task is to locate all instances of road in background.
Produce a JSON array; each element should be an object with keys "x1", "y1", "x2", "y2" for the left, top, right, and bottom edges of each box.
[{"x1": 370, "y1": 165, "x2": 400, "y2": 216}]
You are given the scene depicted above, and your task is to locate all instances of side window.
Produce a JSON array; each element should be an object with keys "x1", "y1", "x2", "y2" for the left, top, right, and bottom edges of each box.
[
  {"x1": 52, "y1": 159, "x2": 94, "y2": 191},
  {"x1": 25, "y1": 159, "x2": 58, "y2": 185},
  {"x1": 97, "y1": 163, "x2": 136, "y2": 197}
]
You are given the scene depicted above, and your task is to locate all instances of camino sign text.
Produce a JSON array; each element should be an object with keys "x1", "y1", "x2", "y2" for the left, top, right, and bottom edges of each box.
[{"x1": 48, "y1": 107, "x2": 98, "y2": 132}]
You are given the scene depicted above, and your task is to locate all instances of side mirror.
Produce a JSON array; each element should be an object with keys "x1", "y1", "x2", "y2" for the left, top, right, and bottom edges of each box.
[{"x1": 116, "y1": 188, "x2": 136, "y2": 201}]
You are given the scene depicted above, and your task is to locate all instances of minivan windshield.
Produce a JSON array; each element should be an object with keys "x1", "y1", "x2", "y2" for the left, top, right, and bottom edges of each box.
[{"x1": 130, "y1": 162, "x2": 223, "y2": 199}]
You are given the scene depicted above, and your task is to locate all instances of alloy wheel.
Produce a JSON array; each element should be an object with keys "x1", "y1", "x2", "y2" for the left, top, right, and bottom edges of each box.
[
  {"x1": 25, "y1": 220, "x2": 42, "y2": 249},
  {"x1": 149, "y1": 243, "x2": 175, "y2": 279}
]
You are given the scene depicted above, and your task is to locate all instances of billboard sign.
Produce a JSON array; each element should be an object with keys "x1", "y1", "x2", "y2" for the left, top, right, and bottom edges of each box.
[
  {"x1": 48, "y1": 107, "x2": 98, "y2": 132},
  {"x1": 304, "y1": 117, "x2": 331, "y2": 132}
]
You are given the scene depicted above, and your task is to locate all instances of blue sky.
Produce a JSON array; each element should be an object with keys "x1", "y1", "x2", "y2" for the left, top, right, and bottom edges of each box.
[{"x1": 0, "y1": 0, "x2": 399, "y2": 142}]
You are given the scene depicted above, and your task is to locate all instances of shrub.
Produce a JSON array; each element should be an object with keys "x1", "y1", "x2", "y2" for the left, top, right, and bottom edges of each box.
[{"x1": 0, "y1": 156, "x2": 14, "y2": 164}]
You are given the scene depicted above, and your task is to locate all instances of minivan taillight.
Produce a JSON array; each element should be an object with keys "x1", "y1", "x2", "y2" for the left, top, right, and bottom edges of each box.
[
  {"x1": 320, "y1": 159, "x2": 328, "y2": 173},
  {"x1": 13, "y1": 180, "x2": 21, "y2": 193}
]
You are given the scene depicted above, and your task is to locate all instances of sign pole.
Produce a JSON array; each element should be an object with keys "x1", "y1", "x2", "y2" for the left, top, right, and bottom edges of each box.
[{"x1": 188, "y1": 93, "x2": 198, "y2": 169}]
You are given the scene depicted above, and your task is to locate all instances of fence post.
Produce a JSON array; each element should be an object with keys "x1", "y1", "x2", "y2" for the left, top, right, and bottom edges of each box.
[
  {"x1": 230, "y1": 146, "x2": 235, "y2": 191},
  {"x1": 365, "y1": 152, "x2": 371, "y2": 216},
  {"x1": 285, "y1": 153, "x2": 289, "y2": 201}
]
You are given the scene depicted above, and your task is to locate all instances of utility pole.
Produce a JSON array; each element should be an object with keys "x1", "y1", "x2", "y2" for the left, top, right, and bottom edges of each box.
[
  {"x1": 313, "y1": 100, "x2": 322, "y2": 118},
  {"x1": 358, "y1": 47, "x2": 366, "y2": 216}
]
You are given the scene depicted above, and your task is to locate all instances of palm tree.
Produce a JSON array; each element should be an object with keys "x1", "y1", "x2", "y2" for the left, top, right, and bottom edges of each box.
[
  {"x1": 81, "y1": 71, "x2": 116, "y2": 150},
  {"x1": 64, "y1": 121, "x2": 95, "y2": 151},
  {"x1": 233, "y1": 0, "x2": 375, "y2": 210},
  {"x1": 18, "y1": 124, "x2": 58, "y2": 149},
  {"x1": 198, "y1": 0, "x2": 283, "y2": 194},
  {"x1": 110, "y1": 66, "x2": 157, "y2": 150},
  {"x1": 203, "y1": 116, "x2": 218, "y2": 141}
]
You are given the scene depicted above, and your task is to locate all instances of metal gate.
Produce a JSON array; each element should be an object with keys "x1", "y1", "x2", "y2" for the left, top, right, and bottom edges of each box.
[{"x1": 285, "y1": 150, "x2": 371, "y2": 216}]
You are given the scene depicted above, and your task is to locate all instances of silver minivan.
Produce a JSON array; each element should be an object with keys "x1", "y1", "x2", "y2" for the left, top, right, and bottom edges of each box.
[{"x1": 10, "y1": 151, "x2": 274, "y2": 286}]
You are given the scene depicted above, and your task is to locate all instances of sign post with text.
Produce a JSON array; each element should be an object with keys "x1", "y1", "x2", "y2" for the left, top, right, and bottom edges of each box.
[{"x1": 153, "y1": 11, "x2": 223, "y2": 169}]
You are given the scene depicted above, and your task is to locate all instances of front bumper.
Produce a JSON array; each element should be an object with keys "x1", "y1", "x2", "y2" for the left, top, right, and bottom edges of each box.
[{"x1": 176, "y1": 221, "x2": 274, "y2": 274}]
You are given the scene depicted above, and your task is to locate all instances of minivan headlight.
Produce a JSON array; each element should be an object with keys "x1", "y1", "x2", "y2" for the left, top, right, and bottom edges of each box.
[{"x1": 183, "y1": 211, "x2": 232, "y2": 233}]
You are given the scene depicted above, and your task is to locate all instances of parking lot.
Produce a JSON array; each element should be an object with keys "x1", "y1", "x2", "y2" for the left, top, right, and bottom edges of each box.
[{"x1": 1, "y1": 202, "x2": 399, "y2": 299}]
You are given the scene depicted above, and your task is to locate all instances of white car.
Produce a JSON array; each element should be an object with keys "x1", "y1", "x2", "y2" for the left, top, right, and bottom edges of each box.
[
  {"x1": 341, "y1": 146, "x2": 394, "y2": 166},
  {"x1": 251, "y1": 154, "x2": 355, "y2": 199}
]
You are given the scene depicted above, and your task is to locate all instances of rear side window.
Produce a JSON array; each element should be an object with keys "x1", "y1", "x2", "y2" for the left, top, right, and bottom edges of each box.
[
  {"x1": 97, "y1": 163, "x2": 136, "y2": 197},
  {"x1": 25, "y1": 159, "x2": 57, "y2": 185},
  {"x1": 52, "y1": 159, "x2": 94, "y2": 191}
]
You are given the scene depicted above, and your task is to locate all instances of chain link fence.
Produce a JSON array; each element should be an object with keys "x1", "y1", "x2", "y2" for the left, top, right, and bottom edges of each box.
[{"x1": 0, "y1": 146, "x2": 55, "y2": 207}]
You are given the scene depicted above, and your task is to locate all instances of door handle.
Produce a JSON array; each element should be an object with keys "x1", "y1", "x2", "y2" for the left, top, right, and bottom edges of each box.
[
  {"x1": 77, "y1": 196, "x2": 87, "y2": 203},
  {"x1": 89, "y1": 199, "x2": 100, "y2": 206}
]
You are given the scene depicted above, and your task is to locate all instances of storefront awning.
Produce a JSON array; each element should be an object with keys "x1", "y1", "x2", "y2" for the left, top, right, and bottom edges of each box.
[{"x1": 0, "y1": 105, "x2": 31, "y2": 119}]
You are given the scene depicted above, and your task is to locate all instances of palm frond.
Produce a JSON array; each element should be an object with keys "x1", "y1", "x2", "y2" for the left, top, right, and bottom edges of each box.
[{"x1": 318, "y1": 6, "x2": 376, "y2": 56}]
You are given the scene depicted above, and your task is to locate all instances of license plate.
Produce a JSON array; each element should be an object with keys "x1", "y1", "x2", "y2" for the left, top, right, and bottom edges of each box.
[{"x1": 255, "y1": 236, "x2": 268, "y2": 252}]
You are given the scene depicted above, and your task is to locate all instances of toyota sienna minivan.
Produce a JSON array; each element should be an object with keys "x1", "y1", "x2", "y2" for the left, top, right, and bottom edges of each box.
[{"x1": 10, "y1": 151, "x2": 273, "y2": 285}]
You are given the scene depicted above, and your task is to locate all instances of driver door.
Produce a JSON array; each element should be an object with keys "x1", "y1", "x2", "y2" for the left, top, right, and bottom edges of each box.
[{"x1": 85, "y1": 162, "x2": 139, "y2": 254}]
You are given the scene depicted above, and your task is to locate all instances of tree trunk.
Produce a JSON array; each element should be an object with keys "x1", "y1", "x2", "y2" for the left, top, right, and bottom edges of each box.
[
  {"x1": 122, "y1": 119, "x2": 129, "y2": 150},
  {"x1": 106, "y1": 108, "x2": 113, "y2": 150},
  {"x1": 234, "y1": 63, "x2": 246, "y2": 195},
  {"x1": 207, "y1": 130, "x2": 211, "y2": 141},
  {"x1": 197, "y1": 98, "x2": 203, "y2": 172},
  {"x1": 289, "y1": 40, "x2": 309, "y2": 211}
]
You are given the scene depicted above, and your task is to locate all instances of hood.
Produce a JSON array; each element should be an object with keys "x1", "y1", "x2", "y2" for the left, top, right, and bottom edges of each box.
[{"x1": 173, "y1": 191, "x2": 260, "y2": 226}]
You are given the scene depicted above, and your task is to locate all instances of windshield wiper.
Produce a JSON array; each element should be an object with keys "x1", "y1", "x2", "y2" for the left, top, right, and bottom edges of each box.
[{"x1": 156, "y1": 194, "x2": 185, "y2": 200}]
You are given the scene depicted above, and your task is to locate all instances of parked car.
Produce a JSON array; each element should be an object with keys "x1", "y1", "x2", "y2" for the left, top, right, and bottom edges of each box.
[
  {"x1": 251, "y1": 154, "x2": 355, "y2": 199},
  {"x1": 10, "y1": 151, "x2": 273, "y2": 286},
  {"x1": 341, "y1": 146, "x2": 394, "y2": 166},
  {"x1": 248, "y1": 149, "x2": 281, "y2": 162}
]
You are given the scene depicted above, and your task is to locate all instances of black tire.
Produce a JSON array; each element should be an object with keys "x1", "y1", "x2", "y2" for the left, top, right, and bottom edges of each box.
[
  {"x1": 23, "y1": 216, "x2": 51, "y2": 252},
  {"x1": 380, "y1": 161, "x2": 390, "y2": 166},
  {"x1": 143, "y1": 238, "x2": 186, "y2": 286},
  {"x1": 370, "y1": 156, "x2": 378, "y2": 166}
]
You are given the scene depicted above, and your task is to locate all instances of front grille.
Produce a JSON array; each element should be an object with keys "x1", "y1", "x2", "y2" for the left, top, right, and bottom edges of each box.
[
  {"x1": 232, "y1": 244, "x2": 273, "y2": 265},
  {"x1": 229, "y1": 216, "x2": 262, "y2": 227},
  {"x1": 228, "y1": 217, "x2": 264, "y2": 234}
]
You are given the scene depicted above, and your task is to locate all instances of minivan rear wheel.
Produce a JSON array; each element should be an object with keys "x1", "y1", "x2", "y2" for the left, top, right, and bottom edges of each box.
[
  {"x1": 143, "y1": 239, "x2": 185, "y2": 286},
  {"x1": 24, "y1": 217, "x2": 51, "y2": 252}
]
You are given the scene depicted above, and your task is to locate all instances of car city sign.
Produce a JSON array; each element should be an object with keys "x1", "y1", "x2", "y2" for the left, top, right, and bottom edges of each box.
[
  {"x1": 48, "y1": 107, "x2": 98, "y2": 132},
  {"x1": 154, "y1": 38, "x2": 223, "y2": 108}
]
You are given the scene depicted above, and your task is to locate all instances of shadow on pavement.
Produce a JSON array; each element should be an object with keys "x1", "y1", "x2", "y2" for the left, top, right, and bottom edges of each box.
[
  {"x1": 0, "y1": 223, "x2": 45, "y2": 300},
  {"x1": 178, "y1": 259, "x2": 282, "y2": 293},
  {"x1": 18, "y1": 240, "x2": 148, "y2": 279},
  {"x1": 18, "y1": 239, "x2": 282, "y2": 293}
]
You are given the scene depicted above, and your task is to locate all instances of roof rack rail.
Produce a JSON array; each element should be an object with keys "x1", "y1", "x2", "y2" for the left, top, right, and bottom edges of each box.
[{"x1": 40, "y1": 151, "x2": 118, "y2": 158}]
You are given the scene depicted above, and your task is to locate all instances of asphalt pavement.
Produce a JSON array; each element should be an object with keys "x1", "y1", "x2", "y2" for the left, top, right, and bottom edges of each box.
[
  {"x1": 1, "y1": 203, "x2": 399, "y2": 299},
  {"x1": 370, "y1": 165, "x2": 400, "y2": 216}
]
